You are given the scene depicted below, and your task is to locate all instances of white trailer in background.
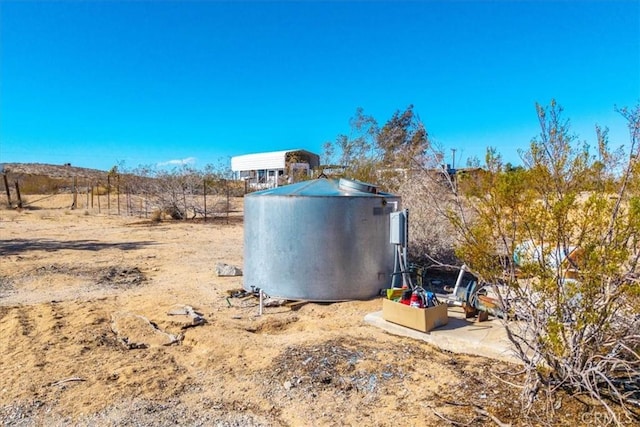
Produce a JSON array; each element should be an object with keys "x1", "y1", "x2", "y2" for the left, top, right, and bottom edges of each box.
[{"x1": 231, "y1": 149, "x2": 320, "y2": 189}]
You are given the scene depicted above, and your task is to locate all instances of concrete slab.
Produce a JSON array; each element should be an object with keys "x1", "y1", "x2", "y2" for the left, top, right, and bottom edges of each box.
[{"x1": 364, "y1": 305, "x2": 521, "y2": 364}]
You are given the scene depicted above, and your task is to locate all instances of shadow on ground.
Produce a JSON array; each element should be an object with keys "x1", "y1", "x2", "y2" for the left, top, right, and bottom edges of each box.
[{"x1": 0, "y1": 239, "x2": 157, "y2": 255}]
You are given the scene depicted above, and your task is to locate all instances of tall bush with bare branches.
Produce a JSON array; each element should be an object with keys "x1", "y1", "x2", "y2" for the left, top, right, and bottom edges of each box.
[
  {"x1": 447, "y1": 101, "x2": 639, "y2": 425},
  {"x1": 322, "y1": 106, "x2": 455, "y2": 263}
]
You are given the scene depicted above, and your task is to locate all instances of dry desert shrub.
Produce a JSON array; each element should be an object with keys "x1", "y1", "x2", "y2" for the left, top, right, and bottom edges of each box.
[
  {"x1": 150, "y1": 209, "x2": 163, "y2": 222},
  {"x1": 396, "y1": 169, "x2": 461, "y2": 267}
]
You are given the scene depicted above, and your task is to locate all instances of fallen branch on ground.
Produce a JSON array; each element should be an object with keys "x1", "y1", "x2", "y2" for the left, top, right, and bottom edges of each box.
[{"x1": 49, "y1": 377, "x2": 85, "y2": 387}]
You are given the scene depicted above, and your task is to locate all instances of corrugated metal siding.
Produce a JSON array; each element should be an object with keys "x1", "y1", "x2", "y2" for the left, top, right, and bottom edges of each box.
[
  {"x1": 231, "y1": 151, "x2": 288, "y2": 171},
  {"x1": 231, "y1": 149, "x2": 319, "y2": 171}
]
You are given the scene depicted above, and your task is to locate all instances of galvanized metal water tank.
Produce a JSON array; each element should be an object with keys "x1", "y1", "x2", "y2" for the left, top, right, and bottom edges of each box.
[{"x1": 243, "y1": 178, "x2": 401, "y2": 301}]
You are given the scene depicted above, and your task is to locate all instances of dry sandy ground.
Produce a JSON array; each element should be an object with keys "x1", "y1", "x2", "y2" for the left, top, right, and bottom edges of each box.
[{"x1": 0, "y1": 196, "x2": 587, "y2": 426}]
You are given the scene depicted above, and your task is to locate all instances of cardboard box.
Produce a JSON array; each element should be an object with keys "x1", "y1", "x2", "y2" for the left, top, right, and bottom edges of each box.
[{"x1": 382, "y1": 298, "x2": 448, "y2": 333}]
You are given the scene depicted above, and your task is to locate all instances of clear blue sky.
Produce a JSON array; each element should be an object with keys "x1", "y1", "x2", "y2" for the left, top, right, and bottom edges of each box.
[{"x1": 1, "y1": 1, "x2": 638, "y2": 171}]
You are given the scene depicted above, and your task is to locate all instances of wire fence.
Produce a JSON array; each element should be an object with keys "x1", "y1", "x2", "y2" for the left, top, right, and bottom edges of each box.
[{"x1": 1, "y1": 172, "x2": 243, "y2": 222}]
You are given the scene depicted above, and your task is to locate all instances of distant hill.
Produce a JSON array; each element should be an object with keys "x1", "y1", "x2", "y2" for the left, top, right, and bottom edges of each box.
[
  {"x1": 1, "y1": 163, "x2": 109, "y2": 180},
  {"x1": 1, "y1": 163, "x2": 113, "y2": 194}
]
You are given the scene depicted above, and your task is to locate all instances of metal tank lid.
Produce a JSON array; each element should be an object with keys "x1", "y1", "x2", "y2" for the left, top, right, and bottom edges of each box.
[{"x1": 246, "y1": 178, "x2": 395, "y2": 198}]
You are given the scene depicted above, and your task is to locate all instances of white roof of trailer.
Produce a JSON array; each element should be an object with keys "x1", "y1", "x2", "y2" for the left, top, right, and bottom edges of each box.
[{"x1": 231, "y1": 149, "x2": 319, "y2": 172}]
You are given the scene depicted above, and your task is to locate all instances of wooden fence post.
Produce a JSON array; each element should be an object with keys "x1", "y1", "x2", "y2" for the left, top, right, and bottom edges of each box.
[
  {"x1": 126, "y1": 185, "x2": 130, "y2": 216},
  {"x1": 225, "y1": 180, "x2": 230, "y2": 224},
  {"x1": 71, "y1": 176, "x2": 77, "y2": 209},
  {"x1": 14, "y1": 181, "x2": 22, "y2": 209},
  {"x1": 116, "y1": 174, "x2": 120, "y2": 215},
  {"x1": 182, "y1": 185, "x2": 187, "y2": 221},
  {"x1": 203, "y1": 177, "x2": 207, "y2": 222},
  {"x1": 3, "y1": 174, "x2": 11, "y2": 208}
]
